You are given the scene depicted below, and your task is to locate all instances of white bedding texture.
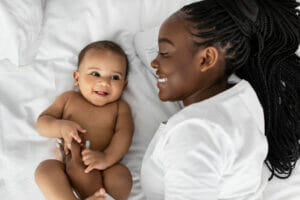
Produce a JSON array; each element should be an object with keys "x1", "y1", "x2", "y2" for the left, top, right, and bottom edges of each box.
[{"x1": 0, "y1": 0, "x2": 300, "y2": 199}]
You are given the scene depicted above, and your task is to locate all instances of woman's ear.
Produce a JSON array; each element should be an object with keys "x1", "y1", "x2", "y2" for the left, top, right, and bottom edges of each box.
[
  {"x1": 73, "y1": 70, "x2": 79, "y2": 86},
  {"x1": 197, "y1": 46, "x2": 219, "y2": 72}
]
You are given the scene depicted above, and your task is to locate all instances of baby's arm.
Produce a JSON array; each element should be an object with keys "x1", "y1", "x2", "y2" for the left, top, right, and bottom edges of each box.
[
  {"x1": 82, "y1": 100, "x2": 134, "y2": 172},
  {"x1": 36, "y1": 91, "x2": 86, "y2": 153}
]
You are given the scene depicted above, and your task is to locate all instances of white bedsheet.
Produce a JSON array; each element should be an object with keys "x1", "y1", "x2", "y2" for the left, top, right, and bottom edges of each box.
[{"x1": 0, "y1": 0, "x2": 300, "y2": 199}]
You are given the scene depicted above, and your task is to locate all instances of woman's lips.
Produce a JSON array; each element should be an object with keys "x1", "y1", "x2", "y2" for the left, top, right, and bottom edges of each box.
[
  {"x1": 158, "y1": 77, "x2": 168, "y2": 83},
  {"x1": 157, "y1": 77, "x2": 168, "y2": 88}
]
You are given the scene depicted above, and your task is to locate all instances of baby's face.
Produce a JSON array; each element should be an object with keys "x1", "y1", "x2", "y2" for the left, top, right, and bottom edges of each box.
[{"x1": 73, "y1": 49, "x2": 128, "y2": 106}]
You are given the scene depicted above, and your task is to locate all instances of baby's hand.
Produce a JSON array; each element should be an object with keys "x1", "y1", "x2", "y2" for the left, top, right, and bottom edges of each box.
[
  {"x1": 82, "y1": 149, "x2": 108, "y2": 172},
  {"x1": 59, "y1": 120, "x2": 86, "y2": 154}
]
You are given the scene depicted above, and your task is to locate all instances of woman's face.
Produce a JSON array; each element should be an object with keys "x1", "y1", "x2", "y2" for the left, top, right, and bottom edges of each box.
[{"x1": 151, "y1": 13, "x2": 205, "y2": 105}]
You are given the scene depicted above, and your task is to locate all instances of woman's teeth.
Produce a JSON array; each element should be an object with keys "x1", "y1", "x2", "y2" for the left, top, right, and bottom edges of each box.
[{"x1": 158, "y1": 78, "x2": 168, "y2": 83}]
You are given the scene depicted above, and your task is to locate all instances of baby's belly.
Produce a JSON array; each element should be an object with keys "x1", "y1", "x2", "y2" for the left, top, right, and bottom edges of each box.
[{"x1": 83, "y1": 129, "x2": 114, "y2": 151}]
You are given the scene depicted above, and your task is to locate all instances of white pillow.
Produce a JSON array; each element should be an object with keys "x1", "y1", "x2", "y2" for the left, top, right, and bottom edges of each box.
[
  {"x1": 0, "y1": 0, "x2": 44, "y2": 66},
  {"x1": 134, "y1": 0, "x2": 199, "y2": 75},
  {"x1": 139, "y1": 0, "x2": 198, "y2": 30},
  {"x1": 134, "y1": 26, "x2": 159, "y2": 76},
  {"x1": 36, "y1": 0, "x2": 141, "y2": 61}
]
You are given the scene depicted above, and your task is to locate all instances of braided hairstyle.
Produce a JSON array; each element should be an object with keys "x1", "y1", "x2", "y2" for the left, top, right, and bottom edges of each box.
[{"x1": 180, "y1": 0, "x2": 300, "y2": 179}]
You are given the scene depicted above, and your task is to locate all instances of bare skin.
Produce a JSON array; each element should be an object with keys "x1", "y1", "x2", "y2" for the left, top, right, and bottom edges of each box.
[
  {"x1": 65, "y1": 140, "x2": 103, "y2": 198},
  {"x1": 35, "y1": 49, "x2": 134, "y2": 200},
  {"x1": 151, "y1": 12, "x2": 230, "y2": 106},
  {"x1": 35, "y1": 92, "x2": 133, "y2": 199}
]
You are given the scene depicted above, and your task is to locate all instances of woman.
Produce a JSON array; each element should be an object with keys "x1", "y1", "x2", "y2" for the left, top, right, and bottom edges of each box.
[{"x1": 141, "y1": 0, "x2": 300, "y2": 199}]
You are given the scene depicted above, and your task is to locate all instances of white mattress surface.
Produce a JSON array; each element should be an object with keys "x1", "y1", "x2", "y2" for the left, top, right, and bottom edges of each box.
[{"x1": 0, "y1": 0, "x2": 299, "y2": 199}]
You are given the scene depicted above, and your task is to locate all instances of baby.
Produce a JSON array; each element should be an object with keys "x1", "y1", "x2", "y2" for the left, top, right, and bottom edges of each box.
[{"x1": 35, "y1": 41, "x2": 134, "y2": 200}]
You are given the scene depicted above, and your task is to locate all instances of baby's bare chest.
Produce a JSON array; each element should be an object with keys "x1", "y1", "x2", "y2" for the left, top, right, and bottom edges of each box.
[{"x1": 63, "y1": 98, "x2": 118, "y2": 151}]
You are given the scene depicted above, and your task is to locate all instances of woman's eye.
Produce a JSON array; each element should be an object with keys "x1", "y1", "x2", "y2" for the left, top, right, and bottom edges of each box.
[
  {"x1": 91, "y1": 72, "x2": 100, "y2": 77},
  {"x1": 159, "y1": 52, "x2": 169, "y2": 57},
  {"x1": 112, "y1": 75, "x2": 120, "y2": 80}
]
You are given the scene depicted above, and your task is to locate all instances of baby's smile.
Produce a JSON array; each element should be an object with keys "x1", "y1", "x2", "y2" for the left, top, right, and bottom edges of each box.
[{"x1": 95, "y1": 90, "x2": 109, "y2": 96}]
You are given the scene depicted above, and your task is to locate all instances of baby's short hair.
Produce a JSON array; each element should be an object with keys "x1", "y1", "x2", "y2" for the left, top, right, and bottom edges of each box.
[{"x1": 77, "y1": 40, "x2": 129, "y2": 79}]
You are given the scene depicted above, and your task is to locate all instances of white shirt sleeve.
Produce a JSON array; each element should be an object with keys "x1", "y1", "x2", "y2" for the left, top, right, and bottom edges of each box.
[{"x1": 161, "y1": 119, "x2": 230, "y2": 200}]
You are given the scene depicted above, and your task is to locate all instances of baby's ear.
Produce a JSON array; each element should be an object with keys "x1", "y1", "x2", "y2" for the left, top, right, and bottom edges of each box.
[
  {"x1": 197, "y1": 46, "x2": 219, "y2": 72},
  {"x1": 123, "y1": 80, "x2": 128, "y2": 90},
  {"x1": 73, "y1": 70, "x2": 79, "y2": 86}
]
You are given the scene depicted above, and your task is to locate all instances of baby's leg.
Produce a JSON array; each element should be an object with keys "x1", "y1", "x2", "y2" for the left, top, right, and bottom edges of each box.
[
  {"x1": 102, "y1": 163, "x2": 132, "y2": 200},
  {"x1": 66, "y1": 140, "x2": 102, "y2": 199},
  {"x1": 35, "y1": 159, "x2": 78, "y2": 200}
]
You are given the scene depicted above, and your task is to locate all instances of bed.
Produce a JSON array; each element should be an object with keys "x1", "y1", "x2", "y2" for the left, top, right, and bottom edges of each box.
[{"x1": 0, "y1": 0, "x2": 300, "y2": 199}]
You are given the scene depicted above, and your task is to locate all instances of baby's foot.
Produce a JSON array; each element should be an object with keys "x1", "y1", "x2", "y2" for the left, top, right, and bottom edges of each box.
[{"x1": 85, "y1": 188, "x2": 107, "y2": 200}]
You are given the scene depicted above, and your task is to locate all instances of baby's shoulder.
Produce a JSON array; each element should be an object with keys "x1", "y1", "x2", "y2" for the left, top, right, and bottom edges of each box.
[
  {"x1": 59, "y1": 90, "x2": 82, "y2": 100},
  {"x1": 116, "y1": 99, "x2": 132, "y2": 114},
  {"x1": 54, "y1": 91, "x2": 82, "y2": 106},
  {"x1": 60, "y1": 90, "x2": 80, "y2": 97}
]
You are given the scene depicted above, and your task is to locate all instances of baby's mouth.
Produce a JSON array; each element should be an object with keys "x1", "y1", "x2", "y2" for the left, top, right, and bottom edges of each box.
[{"x1": 95, "y1": 91, "x2": 109, "y2": 96}]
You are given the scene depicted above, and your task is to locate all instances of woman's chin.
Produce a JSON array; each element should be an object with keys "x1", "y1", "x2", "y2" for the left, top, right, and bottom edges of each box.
[{"x1": 158, "y1": 92, "x2": 170, "y2": 102}]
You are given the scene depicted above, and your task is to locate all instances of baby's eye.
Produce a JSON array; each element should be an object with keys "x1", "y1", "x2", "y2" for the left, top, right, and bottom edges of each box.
[
  {"x1": 111, "y1": 75, "x2": 120, "y2": 80},
  {"x1": 91, "y1": 72, "x2": 100, "y2": 77}
]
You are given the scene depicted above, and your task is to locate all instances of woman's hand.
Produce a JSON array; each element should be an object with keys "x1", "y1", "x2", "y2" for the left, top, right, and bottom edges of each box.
[
  {"x1": 82, "y1": 149, "x2": 109, "y2": 172},
  {"x1": 58, "y1": 120, "x2": 86, "y2": 154}
]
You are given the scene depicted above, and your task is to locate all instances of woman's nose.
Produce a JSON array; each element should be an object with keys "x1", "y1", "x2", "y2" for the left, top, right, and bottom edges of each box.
[{"x1": 151, "y1": 57, "x2": 159, "y2": 69}]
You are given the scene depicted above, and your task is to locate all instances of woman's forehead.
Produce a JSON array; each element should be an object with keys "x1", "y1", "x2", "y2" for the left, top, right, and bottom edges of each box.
[
  {"x1": 159, "y1": 13, "x2": 197, "y2": 49},
  {"x1": 160, "y1": 14, "x2": 188, "y2": 39}
]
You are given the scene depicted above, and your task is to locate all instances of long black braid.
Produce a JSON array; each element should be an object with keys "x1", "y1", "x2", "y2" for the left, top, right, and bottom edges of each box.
[{"x1": 181, "y1": 0, "x2": 300, "y2": 179}]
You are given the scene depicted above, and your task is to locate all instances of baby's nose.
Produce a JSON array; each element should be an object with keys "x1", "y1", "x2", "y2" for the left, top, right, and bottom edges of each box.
[{"x1": 99, "y1": 77, "x2": 110, "y2": 86}]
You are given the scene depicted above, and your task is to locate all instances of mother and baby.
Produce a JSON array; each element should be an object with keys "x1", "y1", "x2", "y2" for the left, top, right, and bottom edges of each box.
[{"x1": 34, "y1": 0, "x2": 300, "y2": 199}]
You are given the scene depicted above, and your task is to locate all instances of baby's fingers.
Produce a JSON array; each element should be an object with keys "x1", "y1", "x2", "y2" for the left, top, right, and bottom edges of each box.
[
  {"x1": 71, "y1": 131, "x2": 82, "y2": 143},
  {"x1": 85, "y1": 163, "x2": 96, "y2": 173},
  {"x1": 81, "y1": 148, "x2": 92, "y2": 156},
  {"x1": 75, "y1": 123, "x2": 87, "y2": 134},
  {"x1": 82, "y1": 154, "x2": 94, "y2": 166},
  {"x1": 64, "y1": 144, "x2": 69, "y2": 155}
]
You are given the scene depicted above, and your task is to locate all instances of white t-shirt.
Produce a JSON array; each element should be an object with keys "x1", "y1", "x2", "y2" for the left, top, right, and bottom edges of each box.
[{"x1": 141, "y1": 80, "x2": 269, "y2": 200}]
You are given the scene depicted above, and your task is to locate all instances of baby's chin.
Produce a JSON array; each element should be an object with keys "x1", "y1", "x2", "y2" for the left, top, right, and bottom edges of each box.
[
  {"x1": 91, "y1": 100, "x2": 109, "y2": 107},
  {"x1": 84, "y1": 97, "x2": 107, "y2": 107},
  {"x1": 89, "y1": 97, "x2": 121, "y2": 107}
]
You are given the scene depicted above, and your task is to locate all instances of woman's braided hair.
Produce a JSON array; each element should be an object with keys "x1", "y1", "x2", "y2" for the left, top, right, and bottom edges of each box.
[{"x1": 181, "y1": 0, "x2": 300, "y2": 179}]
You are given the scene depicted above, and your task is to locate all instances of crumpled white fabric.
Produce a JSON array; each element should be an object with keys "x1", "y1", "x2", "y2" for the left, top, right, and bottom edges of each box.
[{"x1": 0, "y1": 0, "x2": 44, "y2": 66}]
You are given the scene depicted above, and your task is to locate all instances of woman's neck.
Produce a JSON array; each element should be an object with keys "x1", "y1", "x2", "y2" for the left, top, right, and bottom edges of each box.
[{"x1": 183, "y1": 80, "x2": 232, "y2": 107}]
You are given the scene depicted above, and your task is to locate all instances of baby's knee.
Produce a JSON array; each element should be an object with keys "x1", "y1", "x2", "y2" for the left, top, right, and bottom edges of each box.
[
  {"x1": 104, "y1": 164, "x2": 132, "y2": 191},
  {"x1": 35, "y1": 159, "x2": 63, "y2": 184}
]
